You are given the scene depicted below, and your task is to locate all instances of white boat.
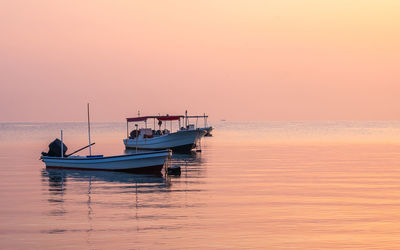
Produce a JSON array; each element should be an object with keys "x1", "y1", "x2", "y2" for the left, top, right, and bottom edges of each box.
[
  {"x1": 123, "y1": 115, "x2": 205, "y2": 152},
  {"x1": 41, "y1": 150, "x2": 170, "y2": 174},
  {"x1": 200, "y1": 126, "x2": 213, "y2": 136},
  {"x1": 182, "y1": 112, "x2": 214, "y2": 136},
  {"x1": 41, "y1": 104, "x2": 170, "y2": 174}
]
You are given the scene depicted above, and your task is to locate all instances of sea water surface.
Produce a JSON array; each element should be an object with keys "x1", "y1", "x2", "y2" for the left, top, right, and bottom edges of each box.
[{"x1": 1, "y1": 121, "x2": 400, "y2": 249}]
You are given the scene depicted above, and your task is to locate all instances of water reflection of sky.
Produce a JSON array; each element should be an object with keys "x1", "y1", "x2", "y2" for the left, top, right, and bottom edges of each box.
[
  {"x1": 2, "y1": 122, "x2": 400, "y2": 249},
  {"x1": 37, "y1": 151, "x2": 208, "y2": 247}
]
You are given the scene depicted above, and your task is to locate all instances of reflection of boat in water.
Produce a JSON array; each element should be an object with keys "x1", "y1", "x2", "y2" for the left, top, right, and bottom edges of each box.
[
  {"x1": 40, "y1": 168, "x2": 171, "y2": 237},
  {"x1": 42, "y1": 168, "x2": 168, "y2": 186},
  {"x1": 167, "y1": 152, "x2": 207, "y2": 178},
  {"x1": 170, "y1": 152, "x2": 203, "y2": 165}
]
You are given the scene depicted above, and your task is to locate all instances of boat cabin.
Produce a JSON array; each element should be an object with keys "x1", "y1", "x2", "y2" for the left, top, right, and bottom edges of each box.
[
  {"x1": 126, "y1": 115, "x2": 184, "y2": 140},
  {"x1": 126, "y1": 112, "x2": 212, "y2": 140}
]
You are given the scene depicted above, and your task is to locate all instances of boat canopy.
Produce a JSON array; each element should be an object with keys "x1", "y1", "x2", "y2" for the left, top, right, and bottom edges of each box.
[
  {"x1": 126, "y1": 115, "x2": 184, "y2": 123},
  {"x1": 158, "y1": 116, "x2": 183, "y2": 121},
  {"x1": 186, "y1": 115, "x2": 208, "y2": 118},
  {"x1": 126, "y1": 116, "x2": 152, "y2": 122}
]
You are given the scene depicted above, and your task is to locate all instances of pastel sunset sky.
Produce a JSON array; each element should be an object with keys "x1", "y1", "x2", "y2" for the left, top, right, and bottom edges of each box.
[{"x1": 1, "y1": 0, "x2": 399, "y2": 122}]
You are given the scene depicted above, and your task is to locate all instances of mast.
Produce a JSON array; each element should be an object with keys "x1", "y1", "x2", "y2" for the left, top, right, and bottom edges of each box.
[
  {"x1": 61, "y1": 130, "x2": 64, "y2": 158},
  {"x1": 185, "y1": 110, "x2": 188, "y2": 128},
  {"x1": 87, "y1": 103, "x2": 92, "y2": 156},
  {"x1": 126, "y1": 120, "x2": 129, "y2": 140}
]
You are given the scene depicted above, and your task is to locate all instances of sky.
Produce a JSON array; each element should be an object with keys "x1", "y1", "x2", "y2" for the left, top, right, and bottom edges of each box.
[{"x1": 0, "y1": 0, "x2": 399, "y2": 122}]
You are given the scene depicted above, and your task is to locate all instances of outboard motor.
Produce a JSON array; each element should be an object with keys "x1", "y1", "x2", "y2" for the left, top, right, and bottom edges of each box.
[
  {"x1": 130, "y1": 130, "x2": 139, "y2": 139},
  {"x1": 41, "y1": 138, "x2": 68, "y2": 157}
]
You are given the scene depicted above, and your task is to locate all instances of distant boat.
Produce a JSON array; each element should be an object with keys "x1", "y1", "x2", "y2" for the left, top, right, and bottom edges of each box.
[
  {"x1": 182, "y1": 111, "x2": 214, "y2": 136},
  {"x1": 41, "y1": 104, "x2": 170, "y2": 174},
  {"x1": 203, "y1": 126, "x2": 214, "y2": 136},
  {"x1": 123, "y1": 115, "x2": 205, "y2": 152}
]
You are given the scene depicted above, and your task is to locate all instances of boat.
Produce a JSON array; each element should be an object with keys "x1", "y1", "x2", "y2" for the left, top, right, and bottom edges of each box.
[
  {"x1": 40, "y1": 104, "x2": 170, "y2": 174},
  {"x1": 123, "y1": 115, "x2": 205, "y2": 152},
  {"x1": 41, "y1": 150, "x2": 170, "y2": 174},
  {"x1": 182, "y1": 111, "x2": 214, "y2": 136}
]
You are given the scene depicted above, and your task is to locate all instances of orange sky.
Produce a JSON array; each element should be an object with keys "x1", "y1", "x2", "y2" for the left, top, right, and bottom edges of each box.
[{"x1": 0, "y1": 0, "x2": 399, "y2": 122}]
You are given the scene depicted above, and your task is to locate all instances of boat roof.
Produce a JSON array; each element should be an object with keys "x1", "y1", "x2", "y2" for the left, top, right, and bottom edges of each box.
[
  {"x1": 127, "y1": 115, "x2": 184, "y2": 122},
  {"x1": 186, "y1": 115, "x2": 208, "y2": 118}
]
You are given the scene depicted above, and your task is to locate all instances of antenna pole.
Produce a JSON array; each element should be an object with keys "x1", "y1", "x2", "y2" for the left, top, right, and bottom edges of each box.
[
  {"x1": 87, "y1": 103, "x2": 92, "y2": 156},
  {"x1": 185, "y1": 110, "x2": 188, "y2": 128},
  {"x1": 126, "y1": 120, "x2": 129, "y2": 140},
  {"x1": 61, "y1": 130, "x2": 64, "y2": 158}
]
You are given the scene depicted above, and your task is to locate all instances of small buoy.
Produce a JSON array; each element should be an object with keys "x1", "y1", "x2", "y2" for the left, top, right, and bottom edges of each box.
[{"x1": 167, "y1": 166, "x2": 181, "y2": 175}]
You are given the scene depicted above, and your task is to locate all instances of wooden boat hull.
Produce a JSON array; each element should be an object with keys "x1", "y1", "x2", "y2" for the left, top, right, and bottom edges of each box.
[
  {"x1": 124, "y1": 130, "x2": 205, "y2": 152},
  {"x1": 41, "y1": 150, "x2": 170, "y2": 174}
]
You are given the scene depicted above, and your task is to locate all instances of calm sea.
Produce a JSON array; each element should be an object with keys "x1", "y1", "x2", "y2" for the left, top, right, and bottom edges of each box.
[{"x1": 1, "y1": 121, "x2": 400, "y2": 249}]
